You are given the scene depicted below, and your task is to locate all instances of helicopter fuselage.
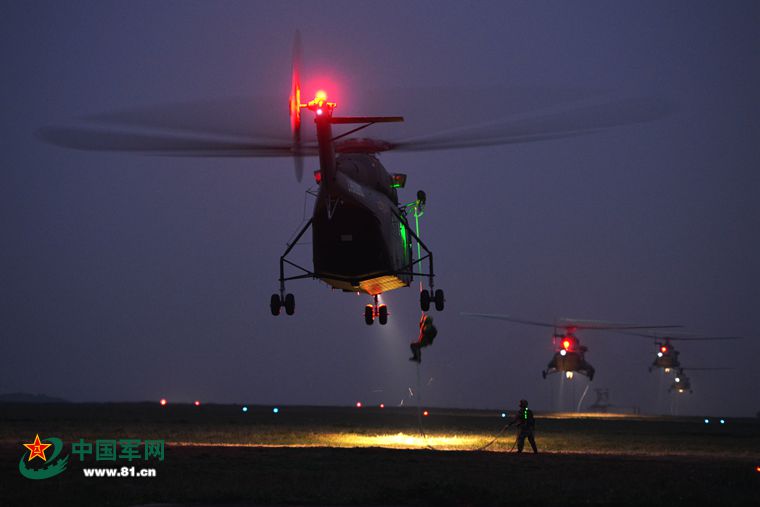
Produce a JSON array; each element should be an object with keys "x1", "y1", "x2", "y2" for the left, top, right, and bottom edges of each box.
[{"x1": 312, "y1": 153, "x2": 412, "y2": 295}]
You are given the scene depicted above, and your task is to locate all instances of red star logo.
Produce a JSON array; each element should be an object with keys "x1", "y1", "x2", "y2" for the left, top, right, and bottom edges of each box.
[{"x1": 23, "y1": 434, "x2": 52, "y2": 462}]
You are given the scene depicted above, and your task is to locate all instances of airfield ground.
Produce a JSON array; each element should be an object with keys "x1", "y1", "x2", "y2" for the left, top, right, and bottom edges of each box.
[{"x1": 1, "y1": 403, "x2": 758, "y2": 506}]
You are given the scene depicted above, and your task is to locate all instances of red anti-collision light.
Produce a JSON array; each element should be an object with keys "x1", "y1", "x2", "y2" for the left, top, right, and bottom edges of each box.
[
  {"x1": 660, "y1": 346, "x2": 668, "y2": 353},
  {"x1": 562, "y1": 339, "x2": 571, "y2": 350},
  {"x1": 313, "y1": 170, "x2": 322, "y2": 184}
]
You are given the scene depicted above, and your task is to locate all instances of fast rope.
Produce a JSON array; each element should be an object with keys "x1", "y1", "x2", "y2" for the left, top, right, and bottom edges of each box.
[{"x1": 413, "y1": 360, "x2": 512, "y2": 452}]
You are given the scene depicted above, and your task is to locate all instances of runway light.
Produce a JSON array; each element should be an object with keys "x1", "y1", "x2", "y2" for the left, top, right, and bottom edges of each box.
[
  {"x1": 356, "y1": 401, "x2": 362, "y2": 408},
  {"x1": 242, "y1": 406, "x2": 248, "y2": 413},
  {"x1": 501, "y1": 412, "x2": 507, "y2": 418},
  {"x1": 704, "y1": 418, "x2": 710, "y2": 424},
  {"x1": 159, "y1": 398, "x2": 167, "y2": 406},
  {"x1": 560, "y1": 349, "x2": 567, "y2": 356},
  {"x1": 379, "y1": 403, "x2": 385, "y2": 409},
  {"x1": 720, "y1": 419, "x2": 725, "y2": 424},
  {"x1": 756, "y1": 465, "x2": 760, "y2": 473},
  {"x1": 194, "y1": 400, "x2": 200, "y2": 407},
  {"x1": 273, "y1": 407, "x2": 279, "y2": 414},
  {"x1": 423, "y1": 410, "x2": 429, "y2": 417}
]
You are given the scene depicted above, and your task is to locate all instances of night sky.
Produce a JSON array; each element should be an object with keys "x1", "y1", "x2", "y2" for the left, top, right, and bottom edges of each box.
[{"x1": 2, "y1": 1, "x2": 758, "y2": 417}]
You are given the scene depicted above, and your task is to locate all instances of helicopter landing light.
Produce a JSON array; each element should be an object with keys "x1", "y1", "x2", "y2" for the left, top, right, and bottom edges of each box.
[
  {"x1": 664, "y1": 368, "x2": 671, "y2": 373},
  {"x1": 678, "y1": 389, "x2": 685, "y2": 393},
  {"x1": 657, "y1": 352, "x2": 663, "y2": 357},
  {"x1": 675, "y1": 377, "x2": 681, "y2": 382},
  {"x1": 565, "y1": 371, "x2": 574, "y2": 379},
  {"x1": 560, "y1": 349, "x2": 567, "y2": 356}
]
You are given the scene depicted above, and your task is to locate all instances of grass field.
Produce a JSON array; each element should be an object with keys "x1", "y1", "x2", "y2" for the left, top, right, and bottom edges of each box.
[{"x1": 2, "y1": 403, "x2": 758, "y2": 506}]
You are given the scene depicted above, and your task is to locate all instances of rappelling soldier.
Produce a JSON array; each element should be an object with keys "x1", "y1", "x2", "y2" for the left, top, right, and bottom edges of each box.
[
  {"x1": 409, "y1": 314, "x2": 437, "y2": 363},
  {"x1": 508, "y1": 399, "x2": 538, "y2": 453}
]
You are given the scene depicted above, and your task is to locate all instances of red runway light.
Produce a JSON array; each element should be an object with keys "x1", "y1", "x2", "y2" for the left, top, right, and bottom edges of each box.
[
  {"x1": 380, "y1": 403, "x2": 385, "y2": 409},
  {"x1": 356, "y1": 401, "x2": 362, "y2": 408},
  {"x1": 194, "y1": 400, "x2": 200, "y2": 407},
  {"x1": 423, "y1": 410, "x2": 429, "y2": 417},
  {"x1": 159, "y1": 398, "x2": 167, "y2": 406}
]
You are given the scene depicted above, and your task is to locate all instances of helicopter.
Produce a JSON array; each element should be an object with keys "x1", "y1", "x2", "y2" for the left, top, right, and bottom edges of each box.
[
  {"x1": 669, "y1": 367, "x2": 732, "y2": 394},
  {"x1": 463, "y1": 314, "x2": 681, "y2": 380},
  {"x1": 616, "y1": 331, "x2": 742, "y2": 373},
  {"x1": 36, "y1": 32, "x2": 675, "y2": 324}
]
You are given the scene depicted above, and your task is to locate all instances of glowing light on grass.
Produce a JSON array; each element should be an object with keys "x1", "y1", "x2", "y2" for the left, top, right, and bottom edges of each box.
[
  {"x1": 242, "y1": 406, "x2": 248, "y2": 413},
  {"x1": 159, "y1": 398, "x2": 167, "y2": 406},
  {"x1": 330, "y1": 432, "x2": 482, "y2": 449},
  {"x1": 273, "y1": 407, "x2": 280, "y2": 414}
]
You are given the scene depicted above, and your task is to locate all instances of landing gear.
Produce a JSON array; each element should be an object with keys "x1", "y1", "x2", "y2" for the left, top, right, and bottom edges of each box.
[
  {"x1": 420, "y1": 288, "x2": 445, "y2": 312},
  {"x1": 420, "y1": 290, "x2": 430, "y2": 311},
  {"x1": 364, "y1": 295, "x2": 388, "y2": 325},
  {"x1": 434, "y1": 289, "x2": 445, "y2": 311},
  {"x1": 378, "y1": 304, "x2": 388, "y2": 325},
  {"x1": 270, "y1": 293, "x2": 295, "y2": 316}
]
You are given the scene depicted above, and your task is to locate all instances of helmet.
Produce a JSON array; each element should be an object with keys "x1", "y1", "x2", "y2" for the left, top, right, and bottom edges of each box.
[{"x1": 519, "y1": 399, "x2": 528, "y2": 408}]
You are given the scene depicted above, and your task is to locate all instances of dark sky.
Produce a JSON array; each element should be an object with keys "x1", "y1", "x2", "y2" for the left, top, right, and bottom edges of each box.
[{"x1": 2, "y1": 1, "x2": 758, "y2": 416}]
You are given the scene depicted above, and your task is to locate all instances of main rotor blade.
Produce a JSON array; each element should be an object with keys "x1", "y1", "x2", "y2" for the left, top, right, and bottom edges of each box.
[
  {"x1": 617, "y1": 330, "x2": 743, "y2": 341},
  {"x1": 84, "y1": 96, "x2": 297, "y2": 143},
  {"x1": 37, "y1": 126, "x2": 317, "y2": 157},
  {"x1": 385, "y1": 95, "x2": 675, "y2": 153},
  {"x1": 461, "y1": 313, "x2": 682, "y2": 331},
  {"x1": 461, "y1": 313, "x2": 557, "y2": 329}
]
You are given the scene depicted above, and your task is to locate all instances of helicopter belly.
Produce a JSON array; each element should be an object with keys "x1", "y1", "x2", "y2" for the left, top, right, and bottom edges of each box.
[
  {"x1": 312, "y1": 183, "x2": 410, "y2": 295},
  {"x1": 555, "y1": 352, "x2": 583, "y2": 372}
]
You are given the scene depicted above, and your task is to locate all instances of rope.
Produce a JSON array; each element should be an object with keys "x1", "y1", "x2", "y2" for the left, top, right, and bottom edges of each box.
[{"x1": 414, "y1": 361, "x2": 512, "y2": 452}]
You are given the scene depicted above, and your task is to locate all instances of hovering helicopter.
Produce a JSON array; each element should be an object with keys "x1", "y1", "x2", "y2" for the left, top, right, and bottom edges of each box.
[
  {"x1": 669, "y1": 367, "x2": 732, "y2": 394},
  {"x1": 463, "y1": 314, "x2": 681, "y2": 380},
  {"x1": 617, "y1": 331, "x2": 742, "y2": 373},
  {"x1": 37, "y1": 32, "x2": 675, "y2": 324}
]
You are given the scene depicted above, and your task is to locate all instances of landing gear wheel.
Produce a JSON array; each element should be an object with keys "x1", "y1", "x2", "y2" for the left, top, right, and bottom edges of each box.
[
  {"x1": 433, "y1": 289, "x2": 445, "y2": 311},
  {"x1": 420, "y1": 290, "x2": 431, "y2": 311},
  {"x1": 378, "y1": 305, "x2": 388, "y2": 325},
  {"x1": 364, "y1": 305, "x2": 374, "y2": 325},
  {"x1": 284, "y1": 293, "x2": 295, "y2": 315},
  {"x1": 270, "y1": 294, "x2": 281, "y2": 316}
]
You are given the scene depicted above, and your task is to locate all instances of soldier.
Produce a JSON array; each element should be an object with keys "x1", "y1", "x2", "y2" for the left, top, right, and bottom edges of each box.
[
  {"x1": 508, "y1": 399, "x2": 538, "y2": 453},
  {"x1": 409, "y1": 314, "x2": 437, "y2": 363}
]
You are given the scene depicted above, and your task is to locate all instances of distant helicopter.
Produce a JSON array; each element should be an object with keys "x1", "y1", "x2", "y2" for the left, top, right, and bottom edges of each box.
[
  {"x1": 463, "y1": 314, "x2": 681, "y2": 380},
  {"x1": 37, "y1": 32, "x2": 674, "y2": 324},
  {"x1": 617, "y1": 331, "x2": 742, "y2": 373},
  {"x1": 669, "y1": 367, "x2": 732, "y2": 394}
]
